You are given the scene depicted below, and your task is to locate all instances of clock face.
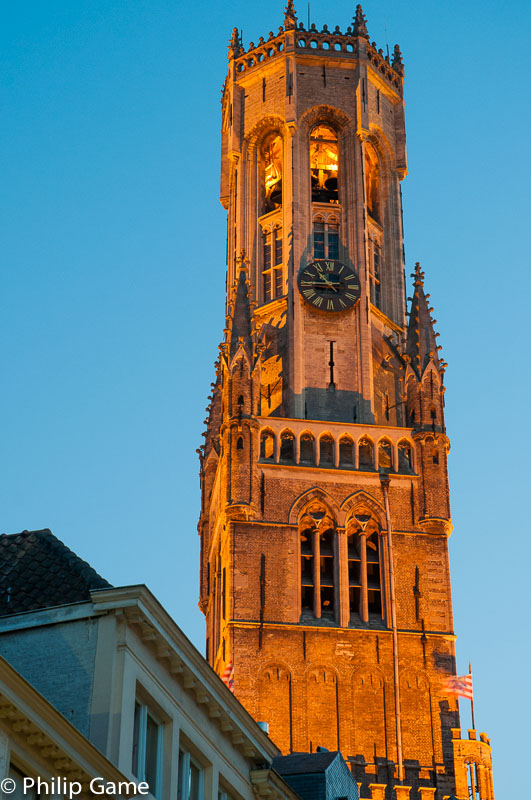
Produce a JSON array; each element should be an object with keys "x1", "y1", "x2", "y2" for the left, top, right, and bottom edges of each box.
[{"x1": 297, "y1": 259, "x2": 361, "y2": 312}]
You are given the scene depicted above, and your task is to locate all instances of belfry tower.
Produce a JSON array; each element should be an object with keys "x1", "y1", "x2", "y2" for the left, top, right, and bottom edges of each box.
[{"x1": 198, "y1": 4, "x2": 495, "y2": 799}]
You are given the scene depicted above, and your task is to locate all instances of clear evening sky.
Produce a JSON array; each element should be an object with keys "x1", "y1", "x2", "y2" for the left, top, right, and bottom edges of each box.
[{"x1": 2, "y1": 2, "x2": 529, "y2": 796}]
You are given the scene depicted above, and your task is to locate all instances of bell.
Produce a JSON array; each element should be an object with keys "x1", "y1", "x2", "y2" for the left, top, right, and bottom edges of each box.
[{"x1": 269, "y1": 179, "x2": 282, "y2": 206}]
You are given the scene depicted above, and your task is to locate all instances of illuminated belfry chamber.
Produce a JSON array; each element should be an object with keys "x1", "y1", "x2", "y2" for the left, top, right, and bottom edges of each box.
[{"x1": 198, "y1": 3, "x2": 495, "y2": 799}]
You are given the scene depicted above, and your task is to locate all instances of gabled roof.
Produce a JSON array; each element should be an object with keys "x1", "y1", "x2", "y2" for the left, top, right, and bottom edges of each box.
[
  {"x1": 272, "y1": 750, "x2": 339, "y2": 775},
  {"x1": 0, "y1": 529, "x2": 111, "y2": 616}
]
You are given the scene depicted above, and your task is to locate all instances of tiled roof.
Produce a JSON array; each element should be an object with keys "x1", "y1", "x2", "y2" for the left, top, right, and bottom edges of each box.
[
  {"x1": 0, "y1": 529, "x2": 111, "y2": 616},
  {"x1": 272, "y1": 751, "x2": 339, "y2": 775}
]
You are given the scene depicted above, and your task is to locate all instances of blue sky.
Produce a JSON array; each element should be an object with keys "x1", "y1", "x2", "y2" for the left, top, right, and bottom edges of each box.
[{"x1": 2, "y1": 1, "x2": 530, "y2": 796}]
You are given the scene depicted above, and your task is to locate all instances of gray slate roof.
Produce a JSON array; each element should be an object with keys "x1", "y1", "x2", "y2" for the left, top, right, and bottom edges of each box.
[{"x1": 0, "y1": 529, "x2": 111, "y2": 615}]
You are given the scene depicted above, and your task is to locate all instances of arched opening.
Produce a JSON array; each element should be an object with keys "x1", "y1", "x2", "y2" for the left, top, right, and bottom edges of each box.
[
  {"x1": 299, "y1": 432, "x2": 315, "y2": 464},
  {"x1": 310, "y1": 124, "x2": 338, "y2": 204},
  {"x1": 364, "y1": 142, "x2": 381, "y2": 223},
  {"x1": 279, "y1": 430, "x2": 295, "y2": 462},
  {"x1": 260, "y1": 430, "x2": 275, "y2": 460},
  {"x1": 319, "y1": 435, "x2": 334, "y2": 466},
  {"x1": 378, "y1": 439, "x2": 392, "y2": 471},
  {"x1": 398, "y1": 439, "x2": 413, "y2": 472},
  {"x1": 466, "y1": 761, "x2": 481, "y2": 800},
  {"x1": 358, "y1": 437, "x2": 374, "y2": 470},
  {"x1": 339, "y1": 436, "x2": 354, "y2": 468},
  {"x1": 236, "y1": 436, "x2": 244, "y2": 450},
  {"x1": 262, "y1": 133, "x2": 282, "y2": 212}
]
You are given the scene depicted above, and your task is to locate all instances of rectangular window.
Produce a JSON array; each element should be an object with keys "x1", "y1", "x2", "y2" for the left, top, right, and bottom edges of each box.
[
  {"x1": 262, "y1": 226, "x2": 283, "y2": 303},
  {"x1": 263, "y1": 231, "x2": 272, "y2": 270},
  {"x1": 274, "y1": 228, "x2": 283, "y2": 265},
  {"x1": 328, "y1": 223, "x2": 339, "y2": 259},
  {"x1": 368, "y1": 241, "x2": 382, "y2": 309},
  {"x1": 178, "y1": 750, "x2": 203, "y2": 800},
  {"x1": 313, "y1": 220, "x2": 340, "y2": 260},
  {"x1": 132, "y1": 701, "x2": 162, "y2": 798},
  {"x1": 274, "y1": 267, "x2": 283, "y2": 297},
  {"x1": 263, "y1": 271, "x2": 272, "y2": 302},
  {"x1": 313, "y1": 222, "x2": 325, "y2": 259}
]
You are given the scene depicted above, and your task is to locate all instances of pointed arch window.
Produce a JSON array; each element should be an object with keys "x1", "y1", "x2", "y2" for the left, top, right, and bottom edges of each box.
[
  {"x1": 368, "y1": 237, "x2": 382, "y2": 308},
  {"x1": 262, "y1": 133, "x2": 282, "y2": 212},
  {"x1": 378, "y1": 439, "x2": 393, "y2": 471},
  {"x1": 310, "y1": 124, "x2": 339, "y2": 204},
  {"x1": 339, "y1": 436, "x2": 354, "y2": 468},
  {"x1": 358, "y1": 437, "x2": 374, "y2": 470},
  {"x1": 279, "y1": 430, "x2": 295, "y2": 462},
  {"x1": 299, "y1": 432, "x2": 315, "y2": 464},
  {"x1": 398, "y1": 440, "x2": 413, "y2": 472},
  {"x1": 319, "y1": 435, "x2": 334, "y2": 466},
  {"x1": 260, "y1": 430, "x2": 275, "y2": 460},
  {"x1": 364, "y1": 142, "x2": 380, "y2": 223}
]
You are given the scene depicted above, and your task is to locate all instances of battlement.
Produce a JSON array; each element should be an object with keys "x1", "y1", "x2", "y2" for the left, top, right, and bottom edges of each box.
[
  {"x1": 451, "y1": 728, "x2": 495, "y2": 800},
  {"x1": 228, "y1": 4, "x2": 403, "y2": 96}
]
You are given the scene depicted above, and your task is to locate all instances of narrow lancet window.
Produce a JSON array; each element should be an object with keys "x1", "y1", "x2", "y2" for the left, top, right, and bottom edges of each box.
[
  {"x1": 263, "y1": 134, "x2": 283, "y2": 212},
  {"x1": 365, "y1": 143, "x2": 380, "y2": 222},
  {"x1": 310, "y1": 125, "x2": 338, "y2": 204}
]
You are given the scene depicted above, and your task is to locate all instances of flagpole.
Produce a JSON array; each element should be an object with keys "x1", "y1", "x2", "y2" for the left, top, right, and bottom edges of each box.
[{"x1": 469, "y1": 661, "x2": 476, "y2": 730}]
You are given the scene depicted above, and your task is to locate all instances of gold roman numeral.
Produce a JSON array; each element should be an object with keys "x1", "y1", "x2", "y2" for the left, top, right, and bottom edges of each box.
[
  {"x1": 313, "y1": 296, "x2": 323, "y2": 307},
  {"x1": 327, "y1": 300, "x2": 334, "y2": 310}
]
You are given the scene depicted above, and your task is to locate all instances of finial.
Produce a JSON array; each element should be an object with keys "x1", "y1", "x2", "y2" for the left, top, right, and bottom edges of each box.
[
  {"x1": 411, "y1": 261, "x2": 425, "y2": 286},
  {"x1": 228, "y1": 27, "x2": 242, "y2": 59},
  {"x1": 284, "y1": 0, "x2": 297, "y2": 30},
  {"x1": 353, "y1": 4, "x2": 369, "y2": 39},
  {"x1": 392, "y1": 44, "x2": 404, "y2": 75}
]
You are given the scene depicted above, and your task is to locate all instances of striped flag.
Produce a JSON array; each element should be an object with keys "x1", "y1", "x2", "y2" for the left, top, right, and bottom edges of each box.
[
  {"x1": 221, "y1": 661, "x2": 234, "y2": 692},
  {"x1": 443, "y1": 674, "x2": 473, "y2": 700}
]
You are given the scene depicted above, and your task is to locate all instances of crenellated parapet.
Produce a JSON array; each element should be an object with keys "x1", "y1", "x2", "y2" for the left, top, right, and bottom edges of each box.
[
  {"x1": 451, "y1": 728, "x2": 495, "y2": 800},
  {"x1": 225, "y1": 3, "x2": 403, "y2": 97}
]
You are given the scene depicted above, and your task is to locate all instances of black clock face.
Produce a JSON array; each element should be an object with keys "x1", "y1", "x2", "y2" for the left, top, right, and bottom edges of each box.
[{"x1": 297, "y1": 259, "x2": 361, "y2": 312}]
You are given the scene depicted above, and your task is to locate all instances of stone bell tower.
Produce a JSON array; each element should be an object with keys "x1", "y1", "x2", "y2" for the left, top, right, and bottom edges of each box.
[{"x1": 198, "y1": 4, "x2": 495, "y2": 799}]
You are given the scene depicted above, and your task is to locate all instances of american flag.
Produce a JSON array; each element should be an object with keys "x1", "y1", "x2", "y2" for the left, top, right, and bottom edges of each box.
[
  {"x1": 221, "y1": 660, "x2": 234, "y2": 692},
  {"x1": 443, "y1": 674, "x2": 473, "y2": 700}
]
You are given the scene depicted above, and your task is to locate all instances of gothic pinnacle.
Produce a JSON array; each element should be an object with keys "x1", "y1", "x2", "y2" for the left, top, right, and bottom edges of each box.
[
  {"x1": 228, "y1": 27, "x2": 242, "y2": 59},
  {"x1": 284, "y1": 0, "x2": 297, "y2": 29},
  {"x1": 392, "y1": 44, "x2": 404, "y2": 75},
  {"x1": 353, "y1": 4, "x2": 369, "y2": 39},
  {"x1": 406, "y1": 262, "x2": 442, "y2": 378}
]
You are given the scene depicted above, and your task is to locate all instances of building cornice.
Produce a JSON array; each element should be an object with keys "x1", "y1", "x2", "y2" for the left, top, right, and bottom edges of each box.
[
  {"x1": 90, "y1": 585, "x2": 280, "y2": 764},
  {"x1": 0, "y1": 655, "x2": 135, "y2": 792}
]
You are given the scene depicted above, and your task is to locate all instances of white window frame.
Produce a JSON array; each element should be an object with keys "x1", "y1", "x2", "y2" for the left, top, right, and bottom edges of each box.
[
  {"x1": 178, "y1": 749, "x2": 204, "y2": 800},
  {"x1": 132, "y1": 701, "x2": 163, "y2": 799}
]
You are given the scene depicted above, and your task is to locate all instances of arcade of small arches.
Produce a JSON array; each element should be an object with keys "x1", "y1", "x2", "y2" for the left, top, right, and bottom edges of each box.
[{"x1": 259, "y1": 427, "x2": 415, "y2": 474}]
